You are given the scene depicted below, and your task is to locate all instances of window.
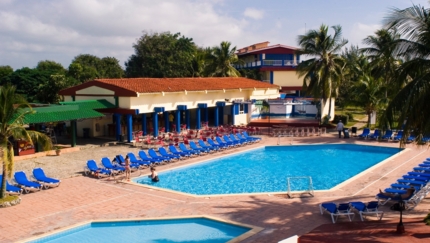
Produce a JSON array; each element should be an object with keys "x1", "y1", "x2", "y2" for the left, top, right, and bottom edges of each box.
[{"x1": 239, "y1": 104, "x2": 244, "y2": 114}]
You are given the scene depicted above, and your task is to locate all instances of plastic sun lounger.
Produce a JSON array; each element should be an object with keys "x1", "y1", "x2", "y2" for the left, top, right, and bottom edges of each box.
[
  {"x1": 158, "y1": 147, "x2": 181, "y2": 161},
  {"x1": 189, "y1": 141, "x2": 210, "y2": 153},
  {"x1": 138, "y1": 150, "x2": 162, "y2": 165},
  {"x1": 229, "y1": 134, "x2": 246, "y2": 146},
  {"x1": 357, "y1": 128, "x2": 370, "y2": 139},
  {"x1": 215, "y1": 136, "x2": 232, "y2": 148},
  {"x1": 381, "y1": 130, "x2": 393, "y2": 140},
  {"x1": 101, "y1": 157, "x2": 126, "y2": 173},
  {"x1": 243, "y1": 131, "x2": 261, "y2": 142},
  {"x1": 14, "y1": 171, "x2": 43, "y2": 192},
  {"x1": 376, "y1": 189, "x2": 416, "y2": 206},
  {"x1": 414, "y1": 167, "x2": 430, "y2": 173},
  {"x1": 179, "y1": 143, "x2": 201, "y2": 156},
  {"x1": 0, "y1": 175, "x2": 23, "y2": 195},
  {"x1": 85, "y1": 160, "x2": 113, "y2": 178},
  {"x1": 32, "y1": 168, "x2": 60, "y2": 188},
  {"x1": 408, "y1": 171, "x2": 430, "y2": 177},
  {"x1": 223, "y1": 135, "x2": 239, "y2": 147},
  {"x1": 198, "y1": 139, "x2": 218, "y2": 152},
  {"x1": 127, "y1": 152, "x2": 151, "y2": 167},
  {"x1": 368, "y1": 129, "x2": 381, "y2": 139},
  {"x1": 169, "y1": 145, "x2": 192, "y2": 158},
  {"x1": 349, "y1": 201, "x2": 384, "y2": 221},
  {"x1": 148, "y1": 149, "x2": 172, "y2": 162},
  {"x1": 207, "y1": 138, "x2": 227, "y2": 150},
  {"x1": 234, "y1": 133, "x2": 249, "y2": 144},
  {"x1": 319, "y1": 202, "x2": 355, "y2": 223},
  {"x1": 237, "y1": 133, "x2": 255, "y2": 144},
  {"x1": 392, "y1": 131, "x2": 404, "y2": 141},
  {"x1": 402, "y1": 175, "x2": 430, "y2": 182}
]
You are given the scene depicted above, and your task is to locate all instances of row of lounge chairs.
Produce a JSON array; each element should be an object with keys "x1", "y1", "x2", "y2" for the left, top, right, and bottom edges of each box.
[
  {"x1": 1, "y1": 168, "x2": 60, "y2": 195},
  {"x1": 375, "y1": 158, "x2": 430, "y2": 210},
  {"x1": 320, "y1": 201, "x2": 383, "y2": 223},
  {"x1": 357, "y1": 128, "x2": 430, "y2": 143},
  {"x1": 270, "y1": 127, "x2": 326, "y2": 137},
  {"x1": 85, "y1": 132, "x2": 262, "y2": 178}
]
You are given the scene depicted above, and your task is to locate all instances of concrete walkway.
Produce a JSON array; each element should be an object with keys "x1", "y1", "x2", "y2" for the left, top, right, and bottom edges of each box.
[{"x1": 2, "y1": 135, "x2": 430, "y2": 242}]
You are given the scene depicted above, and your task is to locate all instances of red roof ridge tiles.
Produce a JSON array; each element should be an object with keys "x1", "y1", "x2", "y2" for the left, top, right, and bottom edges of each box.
[{"x1": 60, "y1": 77, "x2": 279, "y2": 96}]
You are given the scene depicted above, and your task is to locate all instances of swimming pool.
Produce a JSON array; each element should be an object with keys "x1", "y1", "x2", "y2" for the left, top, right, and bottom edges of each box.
[
  {"x1": 134, "y1": 144, "x2": 401, "y2": 195},
  {"x1": 26, "y1": 217, "x2": 255, "y2": 243}
]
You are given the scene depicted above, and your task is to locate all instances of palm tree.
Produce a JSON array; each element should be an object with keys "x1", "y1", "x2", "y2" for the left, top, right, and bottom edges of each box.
[
  {"x1": 206, "y1": 41, "x2": 242, "y2": 77},
  {"x1": 0, "y1": 84, "x2": 52, "y2": 199},
  {"x1": 296, "y1": 24, "x2": 348, "y2": 121},
  {"x1": 381, "y1": 4, "x2": 430, "y2": 144},
  {"x1": 361, "y1": 29, "x2": 402, "y2": 98}
]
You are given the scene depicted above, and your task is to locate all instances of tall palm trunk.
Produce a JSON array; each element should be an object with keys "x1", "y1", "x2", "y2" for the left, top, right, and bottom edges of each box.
[{"x1": 0, "y1": 146, "x2": 6, "y2": 198}]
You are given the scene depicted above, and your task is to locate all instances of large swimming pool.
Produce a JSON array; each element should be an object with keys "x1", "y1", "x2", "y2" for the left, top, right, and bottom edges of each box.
[
  {"x1": 134, "y1": 144, "x2": 401, "y2": 195},
  {"x1": 27, "y1": 217, "x2": 253, "y2": 243}
]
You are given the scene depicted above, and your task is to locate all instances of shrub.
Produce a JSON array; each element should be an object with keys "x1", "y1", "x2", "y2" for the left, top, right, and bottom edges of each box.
[
  {"x1": 333, "y1": 115, "x2": 348, "y2": 124},
  {"x1": 345, "y1": 112, "x2": 354, "y2": 121}
]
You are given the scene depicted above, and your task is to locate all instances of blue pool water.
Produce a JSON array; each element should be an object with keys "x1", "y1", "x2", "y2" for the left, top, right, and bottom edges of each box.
[
  {"x1": 134, "y1": 144, "x2": 401, "y2": 195},
  {"x1": 28, "y1": 218, "x2": 250, "y2": 243}
]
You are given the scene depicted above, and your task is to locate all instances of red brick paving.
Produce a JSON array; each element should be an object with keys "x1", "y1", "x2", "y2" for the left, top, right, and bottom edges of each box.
[{"x1": 1, "y1": 135, "x2": 430, "y2": 243}]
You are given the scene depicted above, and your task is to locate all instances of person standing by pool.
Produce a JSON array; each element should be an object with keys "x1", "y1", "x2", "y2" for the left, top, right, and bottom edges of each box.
[
  {"x1": 149, "y1": 167, "x2": 159, "y2": 182},
  {"x1": 336, "y1": 120, "x2": 344, "y2": 138},
  {"x1": 124, "y1": 155, "x2": 131, "y2": 181}
]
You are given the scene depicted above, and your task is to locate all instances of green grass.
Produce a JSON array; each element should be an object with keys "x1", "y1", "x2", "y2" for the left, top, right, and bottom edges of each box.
[
  {"x1": 424, "y1": 213, "x2": 430, "y2": 225},
  {"x1": 0, "y1": 195, "x2": 19, "y2": 204}
]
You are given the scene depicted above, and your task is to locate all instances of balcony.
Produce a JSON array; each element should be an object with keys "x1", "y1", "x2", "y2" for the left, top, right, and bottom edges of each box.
[{"x1": 235, "y1": 59, "x2": 300, "y2": 69}]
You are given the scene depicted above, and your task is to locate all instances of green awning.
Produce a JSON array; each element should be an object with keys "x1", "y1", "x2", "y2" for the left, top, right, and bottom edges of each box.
[
  {"x1": 22, "y1": 105, "x2": 104, "y2": 124},
  {"x1": 59, "y1": 99, "x2": 116, "y2": 109}
]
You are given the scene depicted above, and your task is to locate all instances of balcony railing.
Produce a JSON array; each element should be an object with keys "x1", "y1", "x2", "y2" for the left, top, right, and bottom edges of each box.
[{"x1": 235, "y1": 59, "x2": 299, "y2": 69}]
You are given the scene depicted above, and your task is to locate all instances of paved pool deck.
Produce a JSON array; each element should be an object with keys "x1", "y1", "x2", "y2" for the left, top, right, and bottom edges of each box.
[{"x1": 1, "y1": 134, "x2": 430, "y2": 242}]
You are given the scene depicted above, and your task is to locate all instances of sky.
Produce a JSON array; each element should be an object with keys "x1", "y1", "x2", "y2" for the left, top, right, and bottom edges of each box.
[{"x1": 0, "y1": 0, "x2": 428, "y2": 70}]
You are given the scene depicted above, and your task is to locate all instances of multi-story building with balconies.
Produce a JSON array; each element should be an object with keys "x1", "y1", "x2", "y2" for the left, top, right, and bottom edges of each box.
[{"x1": 236, "y1": 41, "x2": 303, "y2": 96}]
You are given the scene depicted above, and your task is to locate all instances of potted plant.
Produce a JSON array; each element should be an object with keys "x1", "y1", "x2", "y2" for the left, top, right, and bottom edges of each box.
[{"x1": 55, "y1": 146, "x2": 62, "y2": 156}]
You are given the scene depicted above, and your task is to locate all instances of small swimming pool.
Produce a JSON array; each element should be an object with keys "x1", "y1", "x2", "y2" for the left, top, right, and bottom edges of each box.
[
  {"x1": 134, "y1": 144, "x2": 401, "y2": 195},
  {"x1": 26, "y1": 217, "x2": 254, "y2": 243}
]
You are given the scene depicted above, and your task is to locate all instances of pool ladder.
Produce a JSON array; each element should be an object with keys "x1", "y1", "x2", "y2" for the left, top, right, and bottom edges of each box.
[{"x1": 277, "y1": 135, "x2": 293, "y2": 145}]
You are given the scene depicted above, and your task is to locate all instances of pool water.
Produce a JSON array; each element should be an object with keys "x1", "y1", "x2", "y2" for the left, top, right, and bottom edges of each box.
[
  {"x1": 134, "y1": 144, "x2": 401, "y2": 195},
  {"x1": 28, "y1": 218, "x2": 251, "y2": 243}
]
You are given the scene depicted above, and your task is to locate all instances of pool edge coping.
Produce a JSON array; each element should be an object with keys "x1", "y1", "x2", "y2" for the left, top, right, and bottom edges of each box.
[{"x1": 18, "y1": 215, "x2": 264, "y2": 243}]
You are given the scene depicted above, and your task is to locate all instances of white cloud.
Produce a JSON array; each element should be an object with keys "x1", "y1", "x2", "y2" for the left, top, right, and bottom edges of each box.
[
  {"x1": 0, "y1": 0, "x2": 260, "y2": 69},
  {"x1": 348, "y1": 23, "x2": 381, "y2": 46},
  {"x1": 243, "y1": 8, "x2": 264, "y2": 20}
]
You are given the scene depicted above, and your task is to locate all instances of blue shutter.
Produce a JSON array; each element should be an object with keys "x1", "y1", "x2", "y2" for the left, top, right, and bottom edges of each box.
[{"x1": 244, "y1": 104, "x2": 248, "y2": 114}]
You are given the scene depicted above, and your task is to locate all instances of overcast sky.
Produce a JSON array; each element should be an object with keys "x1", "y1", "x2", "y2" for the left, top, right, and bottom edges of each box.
[{"x1": 0, "y1": 0, "x2": 428, "y2": 70}]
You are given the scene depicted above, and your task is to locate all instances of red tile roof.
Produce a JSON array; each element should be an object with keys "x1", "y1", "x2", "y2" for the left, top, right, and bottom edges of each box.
[{"x1": 59, "y1": 77, "x2": 279, "y2": 97}]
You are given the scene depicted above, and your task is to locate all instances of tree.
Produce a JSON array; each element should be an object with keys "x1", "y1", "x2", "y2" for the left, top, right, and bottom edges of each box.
[
  {"x1": 125, "y1": 31, "x2": 196, "y2": 78},
  {"x1": 36, "y1": 60, "x2": 66, "y2": 75},
  {"x1": 37, "y1": 75, "x2": 73, "y2": 104},
  {"x1": 381, "y1": 4, "x2": 430, "y2": 144},
  {"x1": 0, "y1": 68, "x2": 50, "y2": 102},
  {"x1": 205, "y1": 41, "x2": 242, "y2": 77},
  {"x1": 0, "y1": 66, "x2": 13, "y2": 81},
  {"x1": 0, "y1": 84, "x2": 52, "y2": 199},
  {"x1": 68, "y1": 54, "x2": 124, "y2": 83},
  {"x1": 361, "y1": 29, "x2": 402, "y2": 99},
  {"x1": 338, "y1": 45, "x2": 364, "y2": 108},
  {"x1": 296, "y1": 24, "x2": 348, "y2": 120}
]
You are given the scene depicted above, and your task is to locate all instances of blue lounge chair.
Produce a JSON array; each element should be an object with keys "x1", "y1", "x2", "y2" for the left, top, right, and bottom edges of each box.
[
  {"x1": 127, "y1": 152, "x2": 151, "y2": 167},
  {"x1": 381, "y1": 130, "x2": 393, "y2": 141},
  {"x1": 158, "y1": 147, "x2": 181, "y2": 161},
  {"x1": 215, "y1": 136, "x2": 232, "y2": 148},
  {"x1": 169, "y1": 145, "x2": 192, "y2": 158},
  {"x1": 237, "y1": 133, "x2": 255, "y2": 144},
  {"x1": 148, "y1": 149, "x2": 172, "y2": 162},
  {"x1": 138, "y1": 150, "x2": 163, "y2": 165},
  {"x1": 85, "y1": 160, "x2": 113, "y2": 178},
  {"x1": 207, "y1": 138, "x2": 227, "y2": 150},
  {"x1": 223, "y1": 135, "x2": 240, "y2": 147},
  {"x1": 229, "y1": 134, "x2": 246, "y2": 146},
  {"x1": 233, "y1": 133, "x2": 249, "y2": 144},
  {"x1": 368, "y1": 129, "x2": 381, "y2": 139},
  {"x1": 32, "y1": 168, "x2": 60, "y2": 188},
  {"x1": 0, "y1": 175, "x2": 23, "y2": 195},
  {"x1": 101, "y1": 157, "x2": 126, "y2": 173},
  {"x1": 243, "y1": 131, "x2": 261, "y2": 142},
  {"x1": 376, "y1": 189, "x2": 416, "y2": 206},
  {"x1": 198, "y1": 139, "x2": 218, "y2": 152},
  {"x1": 407, "y1": 135, "x2": 416, "y2": 143},
  {"x1": 14, "y1": 171, "x2": 43, "y2": 192},
  {"x1": 357, "y1": 128, "x2": 370, "y2": 139},
  {"x1": 189, "y1": 141, "x2": 209, "y2": 153},
  {"x1": 179, "y1": 143, "x2": 201, "y2": 156},
  {"x1": 349, "y1": 201, "x2": 383, "y2": 221},
  {"x1": 319, "y1": 202, "x2": 355, "y2": 223},
  {"x1": 115, "y1": 155, "x2": 140, "y2": 170},
  {"x1": 393, "y1": 130, "x2": 404, "y2": 141},
  {"x1": 408, "y1": 171, "x2": 430, "y2": 177}
]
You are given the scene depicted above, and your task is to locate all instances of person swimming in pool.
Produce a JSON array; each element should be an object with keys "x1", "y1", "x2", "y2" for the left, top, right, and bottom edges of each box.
[
  {"x1": 378, "y1": 185, "x2": 415, "y2": 200},
  {"x1": 149, "y1": 167, "x2": 159, "y2": 182}
]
